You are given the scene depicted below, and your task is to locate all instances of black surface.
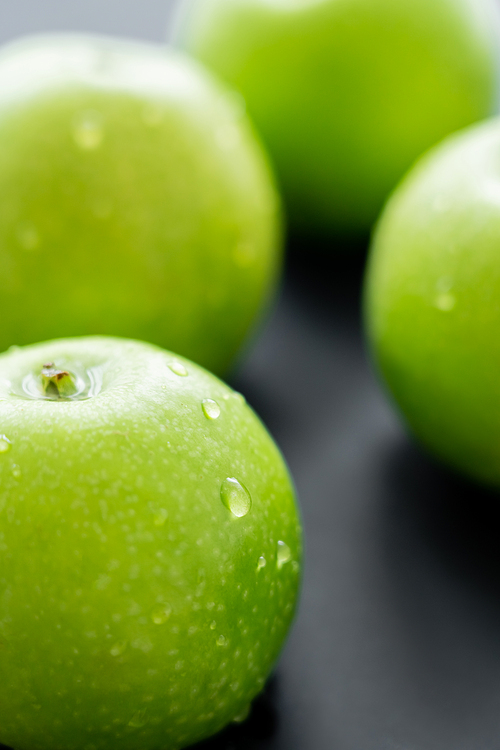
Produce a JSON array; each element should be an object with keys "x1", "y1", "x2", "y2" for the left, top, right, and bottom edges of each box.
[
  {"x1": 3, "y1": 2, "x2": 500, "y2": 749},
  {"x1": 226, "y1": 245, "x2": 500, "y2": 750}
]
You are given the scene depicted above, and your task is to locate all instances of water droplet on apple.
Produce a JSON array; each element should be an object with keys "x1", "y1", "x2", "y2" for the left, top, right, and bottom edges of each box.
[
  {"x1": 16, "y1": 221, "x2": 40, "y2": 251},
  {"x1": 168, "y1": 361, "x2": 188, "y2": 377},
  {"x1": 153, "y1": 508, "x2": 168, "y2": 526},
  {"x1": 223, "y1": 391, "x2": 246, "y2": 405},
  {"x1": 257, "y1": 556, "x2": 266, "y2": 571},
  {"x1": 434, "y1": 292, "x2": 456, "y2": 312},
  {"x1": 110, "y1": 640, "x2": 128, "y2": 657},
  {"x1": 128, "y1": 708, "x2": 148, "y2": 728},
  {"x1": 0, "y1": 436, "x2": 11, "y2": 453},
  {"x1": 277, "y1": 541, "x2": 292, "y2": 569},
  {"x1": 210, "y1": 620, "x2": 216, "y2": 630},
  {"x1": 11, "y1": 464, "x2": 21, "y2": 479},
  {"x1": 202, "y1": 399, "x2": 220, "y2": 420},
  {"x1": 151, "y1": 604, "x2": 172, "y2": 624},
  {"x1": 232, "y1": 704, "x2": 251, "y2": 723},
  {"x1": 216, "y1": 635, "x2": 227, "y2": 646},
  {"x1": 73, "y1": 110, "x2": 104, "y2": 150},
  {"x1": 220, "y1": 477, "x2": 251, "y2": 517}
]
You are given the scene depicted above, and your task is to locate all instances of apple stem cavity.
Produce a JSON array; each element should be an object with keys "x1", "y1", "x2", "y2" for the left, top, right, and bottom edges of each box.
[{"x1": 41, "y1": 362, "x2": 77, "y2": 399}]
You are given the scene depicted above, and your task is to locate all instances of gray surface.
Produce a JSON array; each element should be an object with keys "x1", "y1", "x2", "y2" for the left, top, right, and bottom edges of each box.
[
  {"x1": 0, "y1": 0, "x2": 175, "y2": 45},
  {"x1": 2, "y1": 2, "x2": 500, "y2": 749}
]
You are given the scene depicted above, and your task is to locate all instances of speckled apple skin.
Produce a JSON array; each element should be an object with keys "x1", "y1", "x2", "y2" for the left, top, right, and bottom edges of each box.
[
  {"x1": 364, "y1": 117, "x2": 500, "y2": 486},
  {"x1": 0, "y1": 337, "x2": 302, "y2": 750},
  {"x1": 0, "y1": 35, "x2": 282, "y2": 375},
  {"x1": 176, "y1": 0, "x2": 500, "y2": 236}
]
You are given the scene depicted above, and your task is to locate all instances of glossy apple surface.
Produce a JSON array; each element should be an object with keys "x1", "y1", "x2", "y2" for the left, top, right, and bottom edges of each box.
[
  {"x1": 0, "y1": 35, "x2": 282, "y2": 375},
  {"x1": 0, "y1": 336, "x2": 302, "y2": 749},
  {"x1": 364, "y1": 117, "x2": 500, "y2": 486},
  {"x1": 176, "y1": 0, "x2": 500, "y2": 236}
]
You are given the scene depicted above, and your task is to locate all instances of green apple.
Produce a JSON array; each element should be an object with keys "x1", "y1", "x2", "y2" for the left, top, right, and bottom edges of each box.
[
  {"x1": 0, "y1": 34, "x2": 282, "y2": 375},
  {"x1": 175, "y1": 0, "x2": 500, "y2": 236},
  {"x1": 364, "y1": 116, "x2": 500, "y2": 486},
  {"x1": 0, "y1": 336, "x2": 302, "y2": 749}
]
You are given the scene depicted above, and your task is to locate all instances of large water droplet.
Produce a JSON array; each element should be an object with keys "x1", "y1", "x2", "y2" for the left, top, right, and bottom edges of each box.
[
  {"x1": 151, "y1": 604, "x2": 172, "y2": 625},
  {"x1": 257, "y1": 556, "x2": 266, "y2": 571},
  {"x1": 73, "y1": 110, "x2": 104, "y2": 150},
  {"x1": 277, "y1": 541, "x2": 292, "y2": 569},
  {"x1": 128, "y1": 709, "x2": 148, "y2": 728},
  {"x1": 168, "y1": 362, "x2": 188, "y2": 377},
  {"x1": 220, "y1": 478, "x2": 251, "y2": 517},
  {"x1": 216, "y1": 635, "x2": 227, "y2": 646},
  {"x1": 0, "y1": 436, "x2": 11, "y2": 453},
  {"x1": 202, "y1": 399, "x2": 220, "y2": 420}
]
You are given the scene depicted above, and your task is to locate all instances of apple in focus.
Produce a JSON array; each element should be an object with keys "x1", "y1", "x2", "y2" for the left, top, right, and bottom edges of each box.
[
  {"x1": 0, "y1": 34, "x2": 282, "y2": 375},
  {"x1": 364, "y1": 116, "x2": 500, "y2": 487},
  {"x1": 175, "y1": 0, "x2": 500, "y2": 237},
  {"x1": 0, "y1": 336, "x2": 302, "y2": 750}
]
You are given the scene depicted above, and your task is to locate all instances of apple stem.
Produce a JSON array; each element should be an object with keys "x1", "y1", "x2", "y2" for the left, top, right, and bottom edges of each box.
[{"x1": 41, "y1": 363, "x2": 77, "y2": 398}]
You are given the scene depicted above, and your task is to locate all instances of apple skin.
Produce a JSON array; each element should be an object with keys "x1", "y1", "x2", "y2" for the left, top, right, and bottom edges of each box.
[
  {"x1": 0, "y1": 336, "x2": 302, "y2": 750},
  {"x1": 175, "y1": 0, "x2": 500, "y2": 236},
  {"x1": 0, "y1": 35, "x2": 282, "y2": 375},
  {"x1": 364, "y1": 117, "x2": 500, "y2": 487}
]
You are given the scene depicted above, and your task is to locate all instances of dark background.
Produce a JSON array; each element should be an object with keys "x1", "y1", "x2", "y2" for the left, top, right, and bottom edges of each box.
[{"x1": 2, "y1": 2, "x2": 500, "y2": 748}]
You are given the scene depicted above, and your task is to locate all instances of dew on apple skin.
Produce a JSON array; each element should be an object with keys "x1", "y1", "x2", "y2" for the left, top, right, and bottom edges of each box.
[
  {"x1": 151, "y1": 604, "x2": 172, "y2": 624},
  {"x1": 257, "y1": 556, "x2": 266, "y2": 571},
  {"x1": 216, "y1": 635, "x2": 227, "y2": 646},
  {"x1": 210, "y1": 620, "x2": 216, "y2": 630},
  {"x1": 223, "y1": 391, "x2": 246, "y2": 405},
  {"x1": 11, "y1": 464, "x2": 21, "y2": 479},
  {"x1": 110, "y1": 640, "x2": 127, "y2": 657},
  {"x1": 128, "y1": 709, "x2": 148, "y2": 728},
  {"x1": 0, "y1": 435, "x2": 11, "y2": 453},
  {"x1": 202, "y1": 398, "x2": 220, "y2": 420},
  {"x1": 168, "y1": 361, "x2": 188, "y2": 377},
  {"x1": 73, "y1": 110, "x2": 104, "y2": 150},
  {"x1": 434, "y1": 292, "x2": 456, "y2": 311},
  {"x1": 232, "y1": 704, "x2": 251, "y2": 723},
  {"x1": 277, "y1": 541, "x2": 292, "y2": 569},
  {"x1": 220, "y1": 477, "x2": 251, "y2": 517},
  {"x1": 153, "y1": 508, "x2": 168, "y2": 526}
]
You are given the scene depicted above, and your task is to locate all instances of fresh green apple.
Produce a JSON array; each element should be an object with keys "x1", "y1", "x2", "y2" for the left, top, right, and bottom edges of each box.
[
  {"x1": 0, "y1": 336, "x2": 302, "y2": 750},
  {"x1": 175, "y1": 0, "x2": 500, "y2": 236},
  {"x1": 0, "y1": 34, "x2": 282, "y2": 375},
  {"x1": 364, "y1": 116, "x2": 500, "y2": 486}
]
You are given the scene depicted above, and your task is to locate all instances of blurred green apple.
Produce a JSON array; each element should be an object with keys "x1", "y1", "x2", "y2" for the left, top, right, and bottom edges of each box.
[
  {"x1": 0, "y1": 336, "x2": 302, "y2": 749},
  {"x1": 0, "y1": 34, "x2": 282, "y2": 374},
  {"x1": 364, "y1": 116, "x2": 500, "y2": 486},
  {"x1": 176, "y1": 0, "x2": 500, "y2": 236}
]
